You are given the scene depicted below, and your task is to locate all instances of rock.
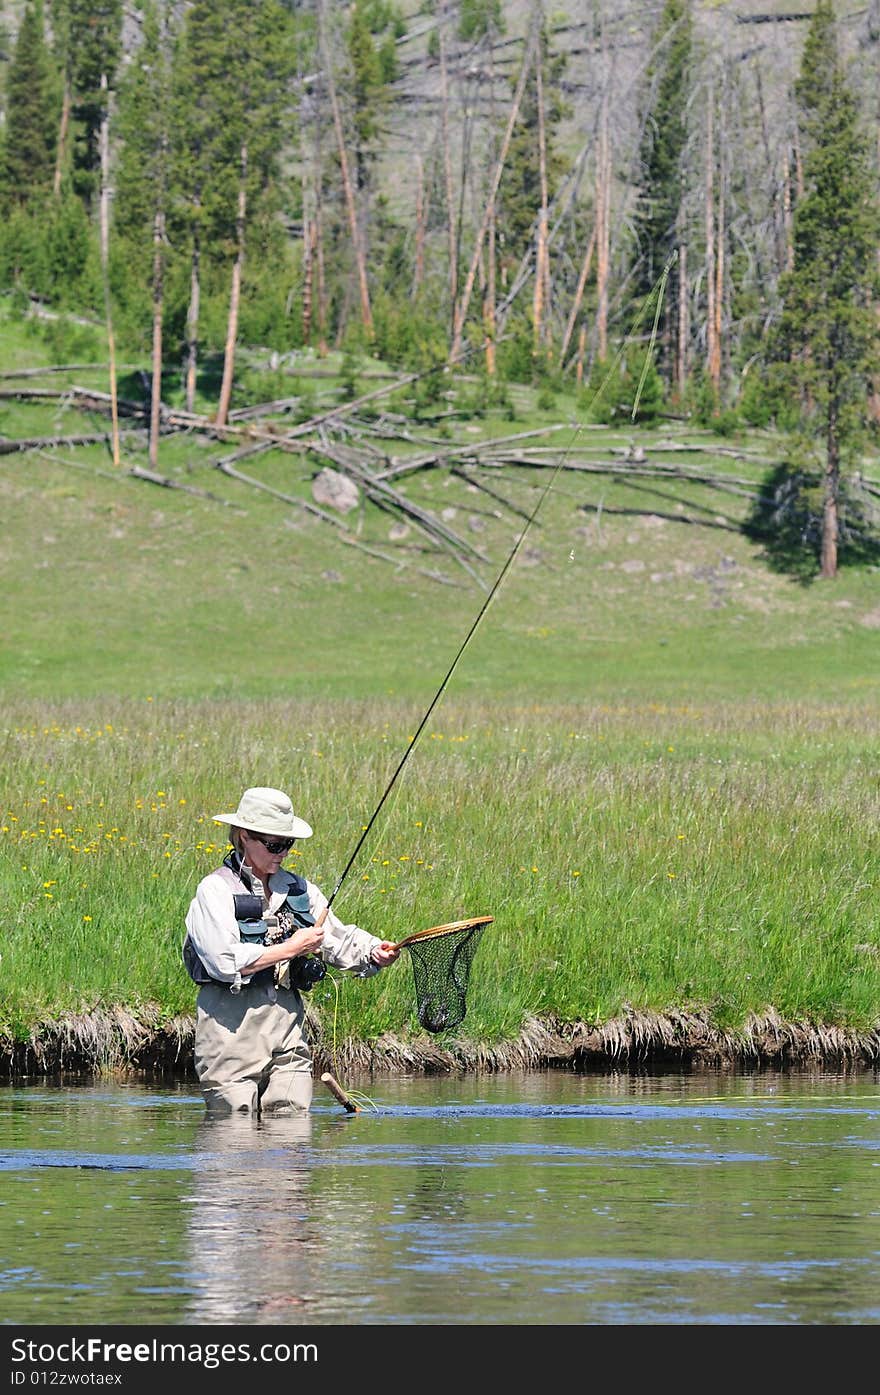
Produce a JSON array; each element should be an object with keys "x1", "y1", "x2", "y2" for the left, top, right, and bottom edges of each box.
[{"x1": 311, "y1": 467, "x2": 360, "y2": 514}]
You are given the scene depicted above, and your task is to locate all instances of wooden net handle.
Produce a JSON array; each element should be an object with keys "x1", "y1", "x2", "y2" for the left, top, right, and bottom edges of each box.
[{"x1": 395, "y1": 915, "x2": 494, "y2": 949}]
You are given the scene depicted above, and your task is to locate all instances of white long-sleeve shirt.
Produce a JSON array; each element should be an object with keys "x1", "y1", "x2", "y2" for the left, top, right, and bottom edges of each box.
[{"x1": 184, "y1": 862, "x2": 382, "y2": 991}]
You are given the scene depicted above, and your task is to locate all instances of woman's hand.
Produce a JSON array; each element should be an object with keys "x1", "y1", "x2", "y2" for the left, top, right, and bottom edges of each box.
[
  {"x1": 290, "y1": 923, "x2": 325, "y2": 957},
  {"x1": 370, "y1": 940, "x2": 400, "y2": 967}
]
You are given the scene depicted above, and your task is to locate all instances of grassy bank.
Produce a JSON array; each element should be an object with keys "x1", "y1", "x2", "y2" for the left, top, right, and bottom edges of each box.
[
  {"x1": 2, "y1": 306, "x2": 879, "y2": 1073},
  {"x1": 2, "y1": 697, "x2": 878, "y2": 1073}
]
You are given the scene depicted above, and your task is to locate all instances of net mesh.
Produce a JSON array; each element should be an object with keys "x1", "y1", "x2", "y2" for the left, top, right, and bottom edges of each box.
[{"x1": 398, "y1": 917, "x2": 492, "y2": 1034}]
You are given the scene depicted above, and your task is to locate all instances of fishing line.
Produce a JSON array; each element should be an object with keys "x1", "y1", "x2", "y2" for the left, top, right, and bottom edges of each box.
[
  {"x1": 325, "y1": 249, "x2": 676, "y2": 914},
  {"x1": 631, "y1": 250, "x2": 676, "y2": 422}
]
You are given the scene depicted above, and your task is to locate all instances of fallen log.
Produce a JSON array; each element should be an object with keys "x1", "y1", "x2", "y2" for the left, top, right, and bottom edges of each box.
[
  {"x1": 310, "y1": 438, "x2": 491, "y2": 588},
  {"x1": 127, "y1": 464, "x2": 232, "y2": 504},
  {"x1": 216, "y1": 457, "x2": 465, "y2": 586},
  {"x1": 579, "y1": 502, "x2": 739, "y2": 531},
  {"x1": 0, "y1": 432, "x2": 116, "y2": 455}
]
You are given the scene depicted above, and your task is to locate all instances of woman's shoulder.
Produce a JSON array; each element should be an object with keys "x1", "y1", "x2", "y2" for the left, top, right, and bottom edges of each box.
[
  {"x1": 194, "y1": 864, "x2": 240, "y2": 897},
  {"x1": 279, "y1": 868, "x2": 310, "y2": 897}
]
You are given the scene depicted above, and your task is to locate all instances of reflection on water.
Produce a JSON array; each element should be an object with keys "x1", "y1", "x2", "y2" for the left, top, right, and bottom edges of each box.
[{"x1": 1, "y1": 1069, "x2": 879, "y2": 1325}]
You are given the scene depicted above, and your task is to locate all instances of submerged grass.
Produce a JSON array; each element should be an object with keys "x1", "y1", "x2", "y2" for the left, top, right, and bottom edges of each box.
[{"x1": 2, "y1": 697, "x2": 878, "y2": 1071}]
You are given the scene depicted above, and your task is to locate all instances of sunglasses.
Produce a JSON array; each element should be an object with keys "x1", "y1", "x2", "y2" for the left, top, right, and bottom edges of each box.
[{"x1": 246, "y1": 832, "x2": 295, "y2": 855}]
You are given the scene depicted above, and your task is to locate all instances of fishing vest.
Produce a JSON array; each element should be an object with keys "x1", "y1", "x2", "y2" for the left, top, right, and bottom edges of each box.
[{"x1": 183, "y1": 861, "x2": 315, "y2": 986}]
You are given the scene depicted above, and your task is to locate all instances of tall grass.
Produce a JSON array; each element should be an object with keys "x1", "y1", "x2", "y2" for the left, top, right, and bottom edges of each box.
[{"x1": 2, "y1": 697, "x2": 878, "y2": 1048}]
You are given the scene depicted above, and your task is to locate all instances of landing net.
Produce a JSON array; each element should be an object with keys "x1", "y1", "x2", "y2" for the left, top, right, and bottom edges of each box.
[{"x1": 397, "y1": 916, "x2": 493, "y2": 1034}]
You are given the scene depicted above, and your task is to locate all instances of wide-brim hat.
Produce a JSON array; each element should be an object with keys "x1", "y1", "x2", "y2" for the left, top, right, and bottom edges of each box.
[{"x1": 212, "y1": 787, "x2": 313, "y2": 839}]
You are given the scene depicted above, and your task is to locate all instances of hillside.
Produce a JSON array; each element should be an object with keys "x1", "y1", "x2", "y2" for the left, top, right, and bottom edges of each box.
[{"x1": 1, "y1": 304, "x2": 878, "y2": 708}]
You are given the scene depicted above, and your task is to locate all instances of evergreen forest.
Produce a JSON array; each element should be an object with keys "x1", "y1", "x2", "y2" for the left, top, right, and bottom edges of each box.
[{"x1": 1, "y1": 0, "x2": 879, "y2": 573}]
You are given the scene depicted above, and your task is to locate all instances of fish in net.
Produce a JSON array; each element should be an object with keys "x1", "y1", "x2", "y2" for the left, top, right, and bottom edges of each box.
[{"x1": 396, "y1": 916, "x2": 493, "y2": 1033}]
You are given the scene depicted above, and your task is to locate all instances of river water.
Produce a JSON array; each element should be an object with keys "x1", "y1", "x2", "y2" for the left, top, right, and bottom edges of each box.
[{"x1": 1, "y1": 1068, "x2": 879, "y2": 1327}]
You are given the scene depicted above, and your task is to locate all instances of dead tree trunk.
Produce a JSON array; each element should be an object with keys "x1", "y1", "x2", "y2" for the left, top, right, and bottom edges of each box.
[
  {"x1": 439, "y1": 21, "x2": 458, "y2": 330},
  {"x1": 53, "y1": 79, "x2": 71, "y2": 198},
  {"x1": 576, "y1": 323, "x2": 586, "y2": 386},
  {"x1": 315, "y1": 203, "x2": 328, "y2": 357},
  {"x1": 302, "y1": 215, "x2": 315, "y2": 344},
  {"x1": 311, "y1": 114, "x2": 329, "y2": 357},
  {"x1": 559, "y1": 224, "x2": 596, "y2": 369},
  {"x1": 98, "y1": 73, "x2": 120, "y2": 468},
  {"x1": 185, "y1": 222, "x2": 201, "y2": 414},
  {"x1": 149, "y1": 205, "x2": 165, "y2": 469},
  {"x1": 484, "y1": 27, "x2": 498, "y2": 376},
  {"x1": 532, "y1": 39, "x2": 550, "y2": 360},
  {"x1": 413, "y1": 153, "x2": 427, "y2": 296},
  {"x1": 714, "y1": 97, "x2": 726, "y2": 396},
  {"x1": 675, "y1": 242, "x2": 688, "y2": 397},
  {"x1": 216, "y1": 144, "x2": 247, "y2": 428},
  {"x1": 821, "y1": 399, "x2": 840, "y2": 579},
  {"x1": 705, "y1": 93, "x2": 720, "y2": 407},
  {"x1": 485, "y1": 197, "x2": 497, "y2": 376},
  {"x1": 595, "y1": 94, "x2": 611, "y2": 363},
  {"x1": 448, "y1": 27, "x2": 535, "y2": 365},
  {"x1": 782, "y1": 144, "x2": 794, "y2": 273},
  {"x1": 321, "y1": 3, "x2": 373, "y2": 341}
]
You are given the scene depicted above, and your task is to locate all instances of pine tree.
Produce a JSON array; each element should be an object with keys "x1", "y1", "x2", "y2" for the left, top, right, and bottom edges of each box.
[
  {"x1": 347, "y1": 1, "x2": 393, "y2": 193},
  {"x1": 169, "y1": 0, "x2": 236, "y2": 410},
  {"x1": 768, "y1": 0, "x2": 880, "y2": 578},
  {"x1": 631, "y1": 0, "x2": 692, "y2": 385},
  {"x1": 496, "y1": 18, "x2": 566, "y2": 281},
  {"x1": 458, "y1": 0, "x2": 503, "y2": 42},
  {"x1": 171, "y1": 0, "x2": 296, "y2": 416},
  {"x1": 64, "y1": 0, "x2": 123, "y2": 210},
  {"x1": 1, "y1": 0, "x2": 59, "y2": 209}
]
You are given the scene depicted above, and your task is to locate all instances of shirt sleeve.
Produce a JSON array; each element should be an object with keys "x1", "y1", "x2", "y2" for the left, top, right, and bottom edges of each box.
[
  {"x1": 307, "y1": 882, "x2": 384, "y2": 977},
  {"x1": 185, "y1": 872, "x2": 265, "y2": 989}
]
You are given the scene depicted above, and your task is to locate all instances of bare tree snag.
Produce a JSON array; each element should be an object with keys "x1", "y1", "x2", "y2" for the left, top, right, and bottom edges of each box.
[
  {"x1": 821, "y1": 402, "x2": 840, "y2": 578},
  {"x1": 302, "y1": 215, "x2": 315, "y2": 344},
  {"x1": 185, "y1": 224, "x2": 201, "y2": 414},
  {"x1": 320, "y1": 1, "x2": 374, "y2": 340},
  {"x1": 439, "y1": 20, "x2": 458, "y2": 327},
  {"x1": 705, "y1": 91, "x2": 720, "y2": 407},
  {"x1": 714, "y1": 92, "x2": 726, "y2": 395},
  {"x1": 782, "y1": 144, "x2": 794, "y2": 273},
  {"x1": 676, "y1": 242, "x2": 688, "y2": 396},
  {"x1": 532, "y1": 26, "x2": 550, "y2": 359},
  {"x1": 485, "y1": 196, "x2": 497, "y2": 376},
  {"x1": 149, "y1": 205, "x2": 165, "y2": 469},
  {"x1": 448, "y1": 26, "x2": 536, "y2": 364},
  {"x1": 559, "y1": 224, "x2": 596, "y2": 368},
  {"x1": 53, "y1": 79, "x2": 70, "y2": 198},
  {"x1": 793, "y1": 126, "x2": 804, "y2": 200},
  {"x1": 98, "y1": 73, "x2": 120, "y2": 468},
  {"x1": 315, "y1": 202, "x2": 328, "y2": 356},
  {"x1": 216, "y1": 144, "x2": 247, "y2": 428},
  {"x1": 595, "y1": 94, "x2": 611, "y2": 364},
  {"x1": 413, "y1": 153, "x2": 427, "y2": 296}
]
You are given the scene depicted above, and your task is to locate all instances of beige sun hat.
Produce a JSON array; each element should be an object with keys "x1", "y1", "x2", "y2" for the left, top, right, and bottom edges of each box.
[{"x1": 212, "y1": 787, "x2": 313, "y2": 839}]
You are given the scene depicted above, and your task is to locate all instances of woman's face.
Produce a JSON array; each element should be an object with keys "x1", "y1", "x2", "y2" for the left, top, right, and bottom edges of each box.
[{"x1": 239, "y1": 829, "x2": 294, "y2": 882}]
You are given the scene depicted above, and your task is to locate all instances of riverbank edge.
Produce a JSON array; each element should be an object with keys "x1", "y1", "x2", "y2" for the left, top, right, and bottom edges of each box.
[{"x1": 2, "y1": 1004, "x2": 879, "y2": 1078}]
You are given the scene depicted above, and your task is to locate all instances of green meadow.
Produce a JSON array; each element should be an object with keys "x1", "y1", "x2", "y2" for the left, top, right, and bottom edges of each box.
[{"x1": 1, "y1": 306, "x2": 879, "y2": 1063}]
